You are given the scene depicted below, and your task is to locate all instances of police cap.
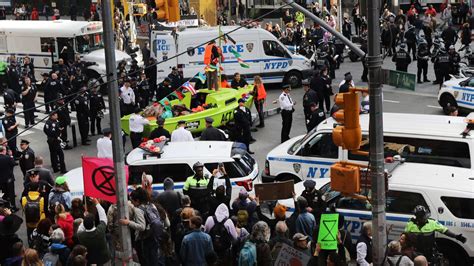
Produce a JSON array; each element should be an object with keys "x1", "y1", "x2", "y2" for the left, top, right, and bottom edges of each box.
[
  {"x1": 302, "y1": 79, "x2": 310, "y2": 86},
  {"x1": 205, "y1": 117, "x2": 214, "y2": 123},
  {"x1": 20, "y1": 139, "x2": 30, "y2": 145},
  {"x1": 102, "y1": 128, "x2": 112, "y2": 135}
]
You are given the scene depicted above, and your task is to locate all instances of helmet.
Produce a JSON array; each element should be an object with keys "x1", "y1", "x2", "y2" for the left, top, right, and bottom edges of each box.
[
  {"x1": 193, "y1": 161, "x2": 204, "y2": 170},
  {"x1": 414, "y1": 205, "x2": 430, "y2": 221}
]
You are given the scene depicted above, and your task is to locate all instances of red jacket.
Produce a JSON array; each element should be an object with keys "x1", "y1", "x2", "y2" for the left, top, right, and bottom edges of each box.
[
  {"x1": 57, "y1": 212, "x2": 74, "y2": 247},
  {"x1": 31, "y1": 9, "x2": 39, "y2": 20}
]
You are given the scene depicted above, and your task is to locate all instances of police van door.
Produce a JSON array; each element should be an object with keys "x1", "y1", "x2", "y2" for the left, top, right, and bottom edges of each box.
[
  {"x1": 295, "y1": 132, "x2": 339, "y2": 181},
  {"x1": 260, "y1": 38, "x2": 291, "y2": 83},
  {"x1": 151, "y1": 33, "x2": 176, "y2": 81}
]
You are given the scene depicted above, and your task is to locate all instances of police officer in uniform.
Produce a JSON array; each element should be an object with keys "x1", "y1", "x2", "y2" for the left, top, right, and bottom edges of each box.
[
  {"x1": 7, "y1": 59, "x2": 21, "y2": 101},
  {"x1": 416, "y1": 40, "x2": 430, "y2": 84},
  {"x1": 392, "y1": 43, "x2": 411, "y2": 72},
  {"x1": 89, "y1": 87, "x2": 105, "y2": 136},
  {"x1": 168, "y1": 66, "x2": 183, "y2": 90},
  {"x1": 70, "y1": 67, "x2": 86, "y2": 111},
  {"x1": 302, "y1": 80, "x2": 318, "y2": 122},
  {"x1": 183, "y1": 161, "x2": 211, "y2": 218},
  {"x1": 21, "y1": 76, "x2": 37, "y2": 127},
  {"x1": 75, "y1": 86, "x2": 90, "y2": 145},
  {"x1": 19, "y1": 139, "x2": 35, "y2": 177},
  {"x1": 44, "y1": 73, "x2": 63, "y2": 113},
  {"x1": 156, "y1": 77, "x2": 173, "y2": 102},
  {"x1": 306, "y1": 102, "x2": 326, "y2": 132},
  {"x1": 56, "y1": 95, "x2": 71, "y2": 150},
  {"x1": 432, "y1": 47, "x2": 451, "y2": 85},
  {"x1": 278, "y1": 85, "x2": 295, "y2": 143},
  {"x1": 233, "y1": 98, "x2": 253, "y2": 154},
  {"x1": 2, "y1": 108, "x2": 18, "y2": 156},
  {"x1": 43, "y1": 112, "x2": 66, "y2": 173},
  {"x1": 137, "y1": 72, "x2": 150, "y2": 109},
  {"x1": 448, "y1": 45, "x2": 461, "y2": 77}
]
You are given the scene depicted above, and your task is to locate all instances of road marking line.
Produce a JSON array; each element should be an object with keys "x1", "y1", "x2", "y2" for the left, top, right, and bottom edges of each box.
[
  {"x1": 383, "y1": 100, "x2": 400, "y2": 103},
  {"x1": 427, "y1": 105, "x2": 442, "y2": 109}
]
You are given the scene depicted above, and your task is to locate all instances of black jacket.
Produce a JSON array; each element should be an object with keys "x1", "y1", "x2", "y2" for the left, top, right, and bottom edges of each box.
[
  {"x1": 149, "y1": 126, "x2": 171, "y2": 139},
  {"x1": 200, "y1": 127, "x2": 226, "y2": 141},
  {"x1": 0, "y1": 154, "x2": 15, "y2": 183}
]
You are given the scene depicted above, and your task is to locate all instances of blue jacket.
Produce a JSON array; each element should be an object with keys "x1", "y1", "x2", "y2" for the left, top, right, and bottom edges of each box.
[
  {"x1": 180, "y1": 229, "x2": 214, "y2": 266},
  {"x1": 296, "y1": 211, "x2": 316, "y2": 241}
]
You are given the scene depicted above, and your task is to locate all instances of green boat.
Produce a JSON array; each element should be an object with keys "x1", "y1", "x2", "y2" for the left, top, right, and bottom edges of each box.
[{"x1": 121, "y1": 86, "x2": 254, "y2": 136}]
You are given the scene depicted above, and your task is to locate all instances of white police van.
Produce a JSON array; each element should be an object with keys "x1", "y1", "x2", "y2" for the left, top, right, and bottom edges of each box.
[
  {"x1": 438, "y1": 76, "x2": 474, "y2": 114},
  {"x1": 150, "y1": 26, "x2": 313, "y2": 87},
  {"x1": 65, "y1": 141, "x2": 258, "y2": 201},
  {"x1": 263, "y1": 113, "x2": 474, "y2": 183},
  {"x1": 280, "y1": 162, "x2": 474, "y2": 265}
]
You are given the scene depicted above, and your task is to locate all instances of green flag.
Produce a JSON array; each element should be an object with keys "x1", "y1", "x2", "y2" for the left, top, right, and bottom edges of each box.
[{"x1": 317, "y1": 213, "x2": 339, "y2": 250}]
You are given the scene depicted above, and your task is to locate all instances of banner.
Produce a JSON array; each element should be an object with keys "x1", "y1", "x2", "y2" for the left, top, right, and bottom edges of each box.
[
  {"x1": 82, "y1": 157, "x2": 129, "y2": 203},
  {"x1": 317, "y1": 213, "x2": 339, "y2": 250},
  {"x1": 274, "y1": 243, "x2": 310, "y2": 266},
  {"x1": 254, "y1": 180, "x2": 294, "y2": 201}
]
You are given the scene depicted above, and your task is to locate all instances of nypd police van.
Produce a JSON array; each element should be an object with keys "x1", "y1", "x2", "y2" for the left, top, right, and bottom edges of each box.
[
  {"x1": 279, "y1": 162, "x2": 474, "y2": 265},
  {"x1": 438, "y1": 76, "x2": 474, "y2": 114},
  {"x1": 263, "y1": 112, "x2": 474, "y2": 183},
  {"x1": 65, "y1": 141, "x2": 258, "y2": 202},
  {"x1": 150, "y1": 26, "x2": 312, "y2": 87}
]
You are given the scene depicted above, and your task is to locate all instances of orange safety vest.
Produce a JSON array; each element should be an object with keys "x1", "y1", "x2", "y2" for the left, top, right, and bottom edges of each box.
[
  {"x1": 255, "y1": 83, "x2": 267, "y2": 100},
  {"x1": 204, "y1": 43, "x2": 215, "y2": 65}
]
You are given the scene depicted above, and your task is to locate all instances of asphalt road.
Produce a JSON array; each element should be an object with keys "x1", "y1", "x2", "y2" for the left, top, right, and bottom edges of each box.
[{"x1": 2, "y1": 46, "x2": 447, "y2": 243}]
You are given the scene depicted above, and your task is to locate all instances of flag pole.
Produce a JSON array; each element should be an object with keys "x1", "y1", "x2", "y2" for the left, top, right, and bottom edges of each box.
[{"x1": 218, "y1": 24, "x2": 222, "y2": 91}]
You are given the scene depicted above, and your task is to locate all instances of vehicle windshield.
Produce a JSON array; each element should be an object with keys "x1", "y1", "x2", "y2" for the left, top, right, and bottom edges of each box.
[
  {"x1": 288, "y1": 127, "x2": 319, "y2": 154},
  {"x1": 76, "y1": 33, "x2": 104, "y2": 53}
]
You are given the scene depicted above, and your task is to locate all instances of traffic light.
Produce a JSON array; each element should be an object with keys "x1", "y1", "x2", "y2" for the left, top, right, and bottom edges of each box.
[
  {"x1": 332, "y1": 90, "x2": 362, "y2": 150},
  {"x1": 331, "y1": 162, "x2": 360, "y2": 194},
  {"x1": 167, "y1": 0, "x2": 180, "y2": 22},
  {"x1": 153, "y1": 0, "x2": 169, "y2": 21}
]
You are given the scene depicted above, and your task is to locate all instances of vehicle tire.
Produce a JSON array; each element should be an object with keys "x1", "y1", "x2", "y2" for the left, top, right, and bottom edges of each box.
[
  {"x1": 349, "y1": 51, "x2": 359, "y2": 62},
  {"x1": 284, "y1": 71, "x2": 302, "y2": 88},
  {"x1": 85, "y1": 70, "x2": 106, "y2": 94},
  {"x1": 439, "y1": 93, "x2": 457, "y2": 114},
  {"x1": 276, "y1": 174, "x2": 300, "y2": 183},
  {"x1": 437, "y1": 240, "x2": 469, "y2": 266}
]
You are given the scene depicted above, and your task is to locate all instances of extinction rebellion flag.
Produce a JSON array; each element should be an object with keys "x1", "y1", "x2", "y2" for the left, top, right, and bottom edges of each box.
[{"x1": 82, "y1": 157, "x2": 129, "y2": 203}]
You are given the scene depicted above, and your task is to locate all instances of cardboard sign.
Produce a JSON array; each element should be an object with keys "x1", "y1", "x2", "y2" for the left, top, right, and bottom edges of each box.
[
  {"x1": 317, "y1": 213, "x2": 339, "y2": 250},
  {"x1": 254, "y1": 180, "x2": 294, "y2": 201},
  {"x1": 274, "y1": 243, "x2": 311, "y2": 266}
]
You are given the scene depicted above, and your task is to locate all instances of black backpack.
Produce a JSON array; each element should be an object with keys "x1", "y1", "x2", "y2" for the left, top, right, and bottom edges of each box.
[
  {"x1": 24, "y1": 194, "x2": 41, "y2": 223},
  {"x1": 209, "y1": 216, "x2": 232, "y2": 253},
  {"x1": 142, "y1": 204, "x2": 164, "y2": 242}
]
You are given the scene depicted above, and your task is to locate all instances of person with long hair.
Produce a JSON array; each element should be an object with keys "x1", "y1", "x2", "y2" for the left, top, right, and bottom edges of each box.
[
  {"x1": 29, "y1": 218, "x2": 52, "y2": 258},
  {"x1": 54, "y1": 204, "x2": 74, "y2": 248},
  {"x1": 22, "y1": 248, "x2": 43, "y2": 266},
  {"x1": 252, "y1": 76, "x2": 267, "y2": 128}
]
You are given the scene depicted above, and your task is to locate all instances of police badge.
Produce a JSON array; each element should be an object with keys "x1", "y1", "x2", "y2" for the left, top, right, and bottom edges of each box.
[
  {"x1": 246, "y1": 43, "x2": 254, "y2": 53},
  {"x1": 187, "y1": 47, "x2": 195, "y2": 56},
  {"x1": 293, "y1": 163, "x2": 301, "y2": 173},
  {"x1": 453, "y1": 91, "x2": 459, "y2": 99},
  {"x1": 43, "y1": 58, "x2": 49, "y2": 66}
]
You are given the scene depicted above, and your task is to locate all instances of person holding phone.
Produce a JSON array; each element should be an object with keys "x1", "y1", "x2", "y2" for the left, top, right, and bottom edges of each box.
[{"x1": 207, "y1": 163, "x2": 232, "y2": 214}]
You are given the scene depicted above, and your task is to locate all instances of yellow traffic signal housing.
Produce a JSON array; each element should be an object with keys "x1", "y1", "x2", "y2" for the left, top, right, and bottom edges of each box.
[
  {"x1": 154, "y1": 0, "x2": 169, "y2": 21},
  {"x1": 167, "y1": 0, "x2": 180, "y2": 22},
  {"x1": 332, "y1": 91, "x2": 362, "y2": 150},
  {"x1": 330, "y1": 163, "x2": 360, "y2": 194}
]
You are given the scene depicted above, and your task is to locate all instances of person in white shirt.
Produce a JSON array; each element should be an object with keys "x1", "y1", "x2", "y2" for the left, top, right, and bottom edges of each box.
[
  {"x1": 120, "y1": 80, "x2": 135, "y2": 116},
  {"x1": 356, "y1": 222, "x2": 373, "y2": 266},
  {"x1": 97, "y1": 128, "x2": 113, "y2": 158},
  {"x1": 129, "y1": 108, "x2": 150, "y2": 149},
  {"x1": 277, "y1": 85, "x2": 295, "y2": 143},
  {"x1": 171, "y1": 120, "x2": 194, "y2": 142}
]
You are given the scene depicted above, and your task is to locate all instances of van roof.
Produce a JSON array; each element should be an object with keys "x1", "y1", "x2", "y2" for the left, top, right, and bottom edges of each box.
[
  {"x1": 389, "y1": 163, "x2": 474, "y2": 194},
  {"x1": 318, "y1": 113, "x2": 471, "y2": 139},
  {"x1": 0, "y1": 20, "x2": 103, "y2": 38},
  {"x1": 126, "y1": 141, "x2": 237, "y2": 165},
  {"x1": 176, "y1": 26, "x2": 271, "y2": 39}
]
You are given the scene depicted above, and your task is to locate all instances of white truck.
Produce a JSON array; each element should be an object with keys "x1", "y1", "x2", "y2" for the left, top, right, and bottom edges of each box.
[
  {"x1": 150, "y1": 26, "x2": 313, "y2": 87},
  {"x1": 0, "y1": 20, "x2": 131, "y2": 82}
]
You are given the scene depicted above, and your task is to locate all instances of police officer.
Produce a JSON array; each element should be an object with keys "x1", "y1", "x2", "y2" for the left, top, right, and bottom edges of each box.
[
  {"x1": 43, "y1": 111, "x2": 66, "y2": 173},
  {"x1": 70, "y1": 67, "x2": 86, "y2": 111},
  {"x1": 183, "y1": 161, "x2": 211, "y2": 218},
  {"x1": 432, "y1": 47, "x2": 451, "y2": 85},
  {"x1": 22, "y1": 56, "x2": 35, "y2": 82},
  {"x1": 128, "y1": 59, "x2": 141, "y2": 80},
  {"x1": 7, "y1": 59, "x2": 21, "y2": 101},
  {"x1": 21, "y1": 76, "x2": 37, "y2": 127},
  {"x1": 156, "y1": 77, "x2": 173, "y2": 102},
  {"x1": 278, "y1": 84, "x2": 295, "y2": 143},
  {"x1": 44, "y1": 73, "x2": 62, "y2": 114},
  {"x1": 89, "y1": 87, "x2": 105, "y2": 136},
  {"x1": 392, "y1": 43, "x2": 411, "y2": 72},
  {"x1": 302, "y1": 80, "x2": 318, "y2": 122},
  {"x1": 137, "y1": 72, "x2": 150, "y2": 109},
  {"x1": 168, "y1": 66, "x2": 183, "y2": 90},
  {"x1": 3, "y1": 86, "x2": 18, "y2": 111},
  {"x1": 56, "y1": 94, "x2": 71, "y2": 150},
  {"x1": 448, "y1": 45, "x2": 461, "y2": 77},
  {"x1": 19, "y1": 139, "x2": 34, "y2": 177},
  {"x1": 416, "y1": 40, "x2": 430, "y2": 84},
  {"x1": 405, "y1": 205, "x2": 466, "y2": 261},
  {"x1": 233, "y1": 98, "x2": 253, "y2": 154},
  {"x1": 404, "y1": 25, "x2": 417, "y2": 60},
  {"x1": 75, "y1": 86, "x2": 90, "y2": 145},
  {"x1": 2, "y1": 108, "x2": 18, "y2": 156},
  {"x1": 200, "y1": 117, "x2": 226, "y2": 141},
  {"x1": 306, "y1": 102, "x2": 326, "y2": 132}
]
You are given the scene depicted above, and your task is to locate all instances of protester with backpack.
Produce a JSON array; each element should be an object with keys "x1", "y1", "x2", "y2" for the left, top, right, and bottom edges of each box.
[
  {"x1": 204, "y1": 203, "x2": 238, "y2": 265},
  {"x1": 239, "y1": 221, "x2": 272, "y2": 266},
  {"x1": 43, "y1": 228, "x2": 70, "y2": 266},
  {"x1": 29, "y1": 218, "x2": 52, "y2": 259},
  {"x1": 384, "y1": 241, "x2": 414, "y2": 266},
  {"x1": 21, "y1": 182, "x2": 45, "y2": 240},
  {"x1": 48, "y1": 176, "x2": 72, "y2": 212},
  {"x1": 76, "y1": 197, "x2": 110, "y2": 265},
  {"x1": 231, "y1": 189, "x2": 257, "y2": 231},
  {"x1": 180, "y1": 216, "x2": 214, "y2": 266}
]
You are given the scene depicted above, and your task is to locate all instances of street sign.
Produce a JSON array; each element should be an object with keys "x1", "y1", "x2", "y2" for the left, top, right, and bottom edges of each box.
[{"x1": 382, "y1": 69, "x2": 416, "y2": 91}]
